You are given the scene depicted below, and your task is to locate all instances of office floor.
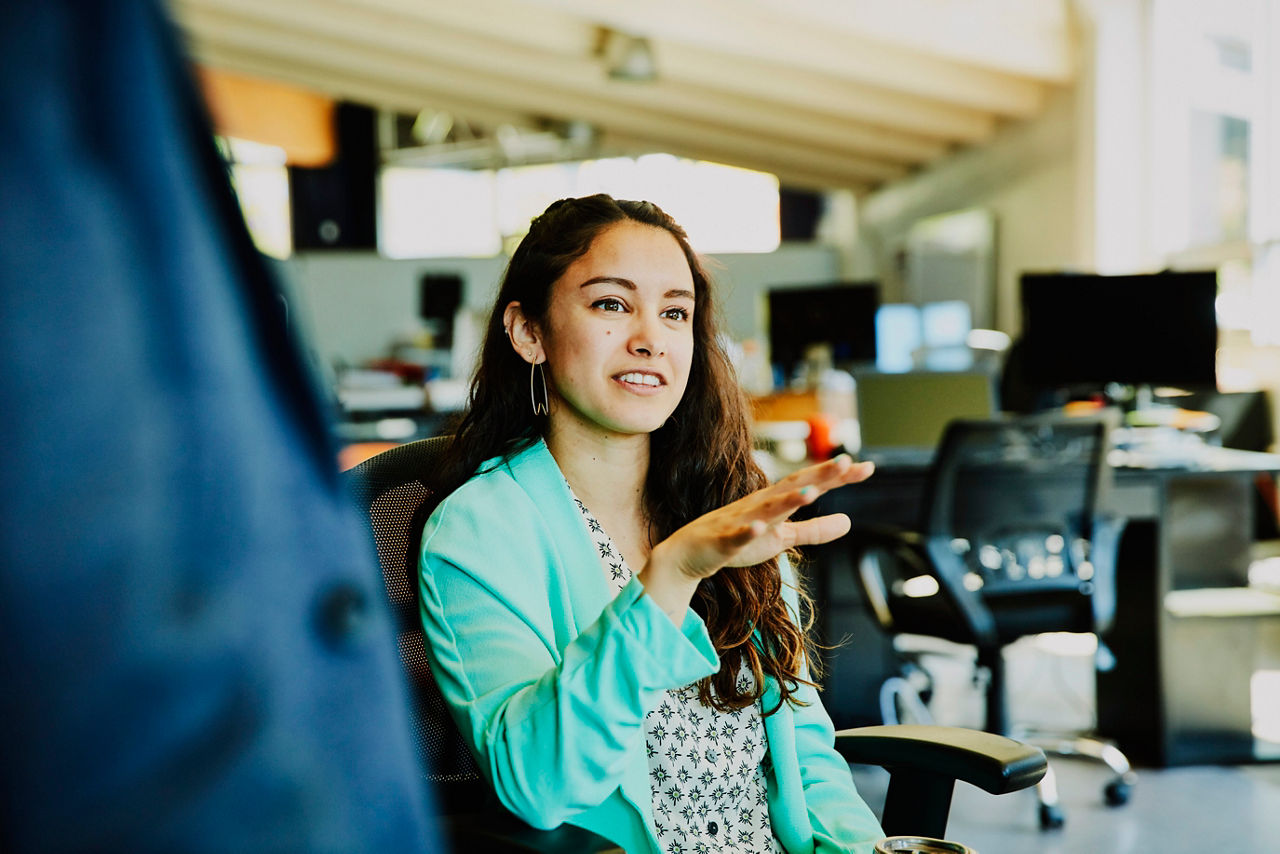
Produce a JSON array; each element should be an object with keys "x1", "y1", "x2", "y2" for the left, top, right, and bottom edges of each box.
[{"x1": 844, "y1": 635, "x2": 1280, "y2": 853}]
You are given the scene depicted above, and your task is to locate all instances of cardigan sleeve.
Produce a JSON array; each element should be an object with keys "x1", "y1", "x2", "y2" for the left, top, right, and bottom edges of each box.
[
  {"x1": 779, "y1": 557, "x2": 884, "y2": 853},
  {"x1": 418, "y1": 474, "x2": 719, "y2": 829}
]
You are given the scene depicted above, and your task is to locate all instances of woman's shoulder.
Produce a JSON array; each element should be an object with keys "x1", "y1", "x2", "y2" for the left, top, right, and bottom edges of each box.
[
  {"x1": 421, "y1": 463, "x2": 534, "y2": 570},
  {"x1": 427, "y1": 454, "x2": 524, "y2": 526},
  {"x1": 424, "y1": 440, "x2": 563, "y2": 538}
]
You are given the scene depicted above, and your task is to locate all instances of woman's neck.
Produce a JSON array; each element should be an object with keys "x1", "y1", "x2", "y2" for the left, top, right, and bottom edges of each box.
[{"x1": 545, "y1": 421, "x2": 649, "y2": 524}]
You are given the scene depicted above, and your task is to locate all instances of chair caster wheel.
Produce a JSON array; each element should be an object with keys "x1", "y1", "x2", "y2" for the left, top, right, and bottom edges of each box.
[
  {"x1": 1104, "y1": 779, "x2": 1132, "y2": 806},
  {"x1": 1038, "y1": 803, "x2": 1066, "y2": 830}
]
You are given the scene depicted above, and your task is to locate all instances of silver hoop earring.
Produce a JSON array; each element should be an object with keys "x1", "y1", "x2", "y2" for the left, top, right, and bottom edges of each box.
[{"x1": 530, "y1": 361, "x2": 549, "y2": 416}]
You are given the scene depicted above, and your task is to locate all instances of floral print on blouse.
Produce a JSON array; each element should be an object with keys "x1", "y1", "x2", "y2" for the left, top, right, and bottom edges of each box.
[{"x1": 567, "y1": 488, "x2": 785, "y2": 854}]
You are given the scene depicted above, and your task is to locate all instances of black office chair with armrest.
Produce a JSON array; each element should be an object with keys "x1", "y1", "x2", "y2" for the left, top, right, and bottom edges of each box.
[
  {"x1": 345, "y1": 436, "x2": 1048, "y2": 850},
  {"x1": 847, "y1": 413, "x2": 1136, "y2": 829},
  {"x1": 344, "y1": 436, "x2": 616, "y2": 852}
]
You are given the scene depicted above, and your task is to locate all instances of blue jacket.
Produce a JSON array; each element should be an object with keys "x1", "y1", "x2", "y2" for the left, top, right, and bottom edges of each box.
[
  {"x1": 0, "y1": 2, "x2": 439, "y2": 850},
  {"x1": 419, "y1": 440, "x2": 883, "y2": 853}
]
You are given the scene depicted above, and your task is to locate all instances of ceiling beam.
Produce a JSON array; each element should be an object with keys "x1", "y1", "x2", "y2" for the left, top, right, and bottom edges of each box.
[
  {"x1": 192, "y1": 46, "x2": 871, "y2": 191},
  {"x1": 184, "y1": 32, "x2": 897, "y2": 190},
  {"x1": 342, "y1": 0, "x2": 999, "y2": 141},
  {"x1": 188, "y1": 44, "x2": 530, "y2": 129},
  {"x1": 517, "y1": 0, "x2": 1050, "y2": 116},
  {"x1": 654, "y1": 45, "x2": 995, "y2": 143},
  {"x1": 743, "y1": 0, "x2": 1076, "y2": 82},
  {"x1": 176, "y1": 0, "x2": 954, "y2": 162},
  {"x1": 598, "y1": 131, "x2": 872, "y2": 194},
  {"x1": 176, "y1": 5, "x2": 912, "y2": 185},
  {"x1": 172, "y1": 0, "x2": 1076, "y2": 192}
]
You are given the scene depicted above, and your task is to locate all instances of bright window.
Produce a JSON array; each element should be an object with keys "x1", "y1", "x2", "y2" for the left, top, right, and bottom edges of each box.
[
  {"x1": 379, "y1": 167, "x2": 501, "y2": 259},
  {"x1": 1152, "y1": 0, "x2": 1280, "y2": 346},
  {"x1": 219, "y1": 136, "x2": 292, "y2": 259},
  {"x1": 380, "y1": 155, "x2": 781, "y2": 258}
]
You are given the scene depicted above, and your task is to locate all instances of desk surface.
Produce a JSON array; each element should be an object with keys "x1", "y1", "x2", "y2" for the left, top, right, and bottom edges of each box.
[
  {"x1": 848, "y1": 442, "x2": 1280, "y2": 476},
  {"x1": 756, "y1": 413, "x2": 1280, "y2": 478},
  {"x1": 1109, "y1": 444, "x2": 1280, "y2": 473}
]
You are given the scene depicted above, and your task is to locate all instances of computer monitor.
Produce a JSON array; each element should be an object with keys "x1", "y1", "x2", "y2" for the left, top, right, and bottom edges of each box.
[
  {"x1": 854, "y1": 370, "x2": 998, "y2": 464},
  {"x1": 876, "y1": 300, "x2": 974, "y2": 373},
  {"x1": 1019, "y1": 271, "x2": 1218, "y2": 390},
  {"x1": 875, "y1": 304, "x2": 922, "y2": 373},
  {"x1": 767, "y1": 281, "x2": 878, "y2": 380},
  {"x1": 922, "y1": 301, "x2": 971, "y2": 349}
]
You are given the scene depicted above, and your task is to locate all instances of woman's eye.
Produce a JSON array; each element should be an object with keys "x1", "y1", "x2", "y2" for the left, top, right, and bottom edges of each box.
[
  {"x1": 592, "y1": 297, "x2": 626, "y2": 312},
  {"x1": 661, "y1": 307, "x2": 690, "y2": 321}
]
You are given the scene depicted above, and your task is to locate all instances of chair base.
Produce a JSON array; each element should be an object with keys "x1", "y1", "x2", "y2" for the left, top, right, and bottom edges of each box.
[
  {"x1": 1020, "y1": 730, "x2": 1139, "y2": 810},
  {"x1": 1012, "y1": 733, "x2": 1137, "y2": 830},
  {"x1": 877, "y1": 674, "x2": 1136, "y2": 830}
]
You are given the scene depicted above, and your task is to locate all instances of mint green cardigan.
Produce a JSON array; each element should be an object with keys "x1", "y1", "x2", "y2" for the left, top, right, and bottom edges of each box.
[{"x1": 418, "y1": 440, "x2": 883, "y2": 853}]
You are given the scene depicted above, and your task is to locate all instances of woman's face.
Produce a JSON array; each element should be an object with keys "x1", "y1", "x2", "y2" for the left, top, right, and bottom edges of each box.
[{"x1": 519, "y1": 220, "x2": 696, "y2": 441}]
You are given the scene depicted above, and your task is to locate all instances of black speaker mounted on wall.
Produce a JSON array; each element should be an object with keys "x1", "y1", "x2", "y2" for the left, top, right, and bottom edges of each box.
[
  {"x1": 289, "y1": 102, "x2": 377, "y2": 250},
  {"x1": 779, "y1": 187, "x2": 825, "y2": 242}
]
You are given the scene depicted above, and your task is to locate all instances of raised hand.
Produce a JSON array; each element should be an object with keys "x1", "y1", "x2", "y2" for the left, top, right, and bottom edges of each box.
[{"x1": 639, "y1": 455, "x2": 874, "y2": 621}]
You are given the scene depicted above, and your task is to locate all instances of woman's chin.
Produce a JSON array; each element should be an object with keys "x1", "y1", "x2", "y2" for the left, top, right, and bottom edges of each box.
[{"x1": 548, "y1": 397, "x2": 678, "y2": 439}]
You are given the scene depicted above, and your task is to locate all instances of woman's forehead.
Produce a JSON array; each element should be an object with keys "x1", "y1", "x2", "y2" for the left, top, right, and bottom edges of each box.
[{"x1": 561, "y1": 222, "x2": 694, "y2": 289}]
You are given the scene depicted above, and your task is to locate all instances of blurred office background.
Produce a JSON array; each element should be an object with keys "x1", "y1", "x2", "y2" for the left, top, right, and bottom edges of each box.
[
  {"x1": 170, "y1": 0, "x2": 1280, "y2": 451},
  {"x1": 165, "y1": 0, "x2": 1280, "y2": 849}
]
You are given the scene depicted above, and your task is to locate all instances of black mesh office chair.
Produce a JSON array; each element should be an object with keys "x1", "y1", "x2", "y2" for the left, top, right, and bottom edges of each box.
[
  {"x1": 847, "y1": 413, "x2": 1136, "y2": 829},
  {"x1": 345, "y1": 436, "x2": 1049, "y2": 849},
  {"x1": 344, "y1": 436, "x2": 616, "y2": 851}
]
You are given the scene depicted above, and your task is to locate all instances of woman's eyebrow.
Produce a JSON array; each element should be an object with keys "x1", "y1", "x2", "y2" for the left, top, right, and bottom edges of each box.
[
  {"x1": 578, "y1": 276, "x2": 695, "y2": 302},
  {"x1": 578, "y1": 275, "x2": 635, "y2": 290}
]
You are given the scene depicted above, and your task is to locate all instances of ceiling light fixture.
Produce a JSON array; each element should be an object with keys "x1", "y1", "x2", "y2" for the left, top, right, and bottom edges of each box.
[{"x1": 595, "y1": 27, "x2": 658, "y2": 83}]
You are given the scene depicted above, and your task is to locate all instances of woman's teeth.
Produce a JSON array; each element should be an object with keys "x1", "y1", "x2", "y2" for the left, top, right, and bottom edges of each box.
[{"x1": 618, "y1": 372, "x2": 661, "y2": 386}]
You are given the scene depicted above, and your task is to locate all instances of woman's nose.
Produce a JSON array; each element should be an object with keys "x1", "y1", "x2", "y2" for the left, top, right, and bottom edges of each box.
[{"x1": 628, "y1": 316, "x2": 665, "y2": 357}]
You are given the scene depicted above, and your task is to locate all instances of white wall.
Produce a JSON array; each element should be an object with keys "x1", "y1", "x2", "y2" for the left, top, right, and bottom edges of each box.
[
  {"x1": 853, "y1": 87, "x2": 1086, "y2": 335},
  {"x1": 280, "y1": 253, "x2": 507, "y2": 370}
]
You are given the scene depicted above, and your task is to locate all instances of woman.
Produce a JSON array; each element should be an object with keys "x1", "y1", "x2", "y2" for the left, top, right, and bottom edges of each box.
[{"x1": 419, "y1": 195, "x2": 882, "y2": 853}]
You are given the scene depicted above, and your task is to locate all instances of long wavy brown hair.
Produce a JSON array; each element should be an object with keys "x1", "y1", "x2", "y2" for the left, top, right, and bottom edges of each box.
[{"x1": 437, "y1": 194, "x2": 819, "y2": 713}]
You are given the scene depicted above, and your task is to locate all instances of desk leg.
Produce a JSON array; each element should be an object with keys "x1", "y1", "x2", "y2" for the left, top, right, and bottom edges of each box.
[
  {"x1": 1099, "y1": 474, "x2": 1269, "y2": 767},
  {"x1": 1097, "y1": 520, "x2": 1165, "y2": 765}
]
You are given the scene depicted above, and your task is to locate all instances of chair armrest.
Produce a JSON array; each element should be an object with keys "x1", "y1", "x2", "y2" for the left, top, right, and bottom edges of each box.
[
  {"x1": 835, "y1": 724, "x2": 1046, "y2": 795},
  {"x1": 446, "y1": 810, "x2": 622, "y2": 853}
]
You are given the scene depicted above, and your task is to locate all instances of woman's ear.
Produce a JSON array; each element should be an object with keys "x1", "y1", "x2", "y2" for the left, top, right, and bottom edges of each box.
[{"x1": 503, "y1": 301, "x2": 544, "y2": 365}]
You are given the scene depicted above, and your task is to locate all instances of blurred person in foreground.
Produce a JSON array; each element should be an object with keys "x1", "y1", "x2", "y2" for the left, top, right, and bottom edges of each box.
[{"x1": 0, "y1": 2, "x2": 440, "y2": 851}]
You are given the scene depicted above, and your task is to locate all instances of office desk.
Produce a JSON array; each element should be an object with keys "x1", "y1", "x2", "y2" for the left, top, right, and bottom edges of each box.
[
  {"x1": 805, "y1": 446, "x2": 1280, "y2": 766},
  {"x1": 1099, "y1": 450, "x2": 1280, "y2": 766}
]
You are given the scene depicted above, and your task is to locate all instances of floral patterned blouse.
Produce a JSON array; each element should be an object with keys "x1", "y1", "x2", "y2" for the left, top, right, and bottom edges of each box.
[{"x1": 568, "y1": 488, "x2": 785, "y2": 854}]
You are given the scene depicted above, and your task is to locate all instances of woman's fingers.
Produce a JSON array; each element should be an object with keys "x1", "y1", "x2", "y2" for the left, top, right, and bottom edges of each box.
[
  {"x1": 750, "y1": 457, "x2": 874, "y2": 525},
  {"x1": 754, "y1": 485, "x2": 818, "y2": 522},
  {"x1": 813, "y1": 456, "x2": 875, "y2": 490},
  {"x1": 661, "y1": 456, "x2": 875, "y2": 578},
  {"x1": 842, "y1": 459, "x2": 876, "y2": 485},
  {"x1": 785, "y1": 513, "x2": 852, "y2": 548},
  {"x1": 776, "y1": 455, "x2": 875, "y2": 497}
]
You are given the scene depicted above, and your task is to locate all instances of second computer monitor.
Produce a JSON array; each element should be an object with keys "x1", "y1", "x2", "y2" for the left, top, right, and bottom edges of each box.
[{"x1": 1019, "y1": 270, "x2": 1218, "y2": 391}]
